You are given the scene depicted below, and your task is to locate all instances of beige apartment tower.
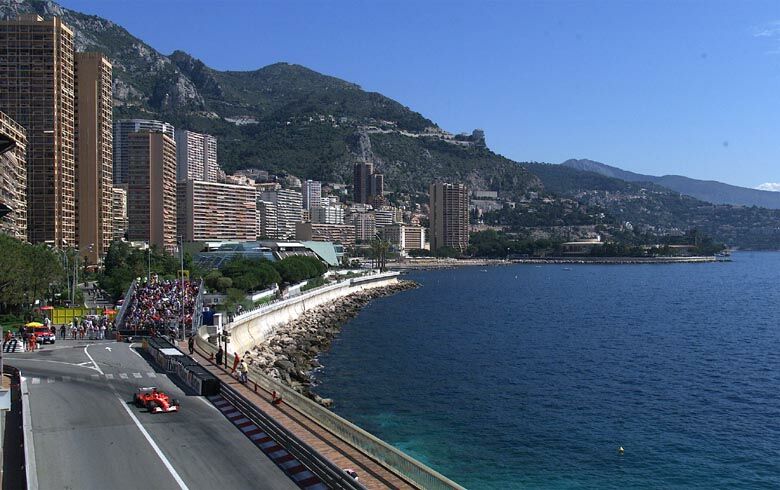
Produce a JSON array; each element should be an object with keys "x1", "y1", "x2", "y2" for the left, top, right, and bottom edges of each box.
[
  {"x1": 177, "y1": 180, "x2": 257, "y2": 242},
  {"x1": 75, "y1": 52, "x2": 113, "y2": 264},
  {"x1": 0, "y1": 112, "x2": 27, "y2": 240},
  {"x1": 175, "y1": 130, "x2": 218, "y2": 182},
  {"x1": 0, "y1": 14, "x2": 76, "y2": 246},
  {"x1": 429, "y1": 182, "x2": 469, "y2": 252},
  {"x1": 112, "y1": 185, "x2": 128, "y2": 241},
  {"x1": 126, "y1": 132, "x2": 177, "y2": 251}
]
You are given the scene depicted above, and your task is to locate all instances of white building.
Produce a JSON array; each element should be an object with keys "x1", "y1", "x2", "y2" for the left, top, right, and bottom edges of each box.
[
  {"x1": 310, "y1": 205, "x2": 345, "y2": 225},
  {"x1": 381, "y1": 224, "x2": 426, "y2": 252}
]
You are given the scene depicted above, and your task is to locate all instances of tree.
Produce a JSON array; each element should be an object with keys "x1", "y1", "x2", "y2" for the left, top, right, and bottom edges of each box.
[
  {"x1": 221, "y1": 257, "x2": 281, "y2": 292},
  {"x1": 0, "y1": 235, "x2": 65, "y2": 314},
  {"x1": 273, "y1": 256, "x2": 327, "y2": 285}
]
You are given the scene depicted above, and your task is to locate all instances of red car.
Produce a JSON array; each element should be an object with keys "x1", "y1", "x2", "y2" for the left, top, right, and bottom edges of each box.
[
  {"x1": 133, "y1": 387, "x2": 180, "y2": 413},
  {"x1": 32, "y1": 326, "x2": 56, "y2": 344}
]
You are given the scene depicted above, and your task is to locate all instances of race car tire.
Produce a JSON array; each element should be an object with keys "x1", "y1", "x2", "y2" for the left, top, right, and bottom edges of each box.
[
  {"x1": 171, "y1": 398, "x2": 180, "y2": 407},
  {"x1": 148, "y1": 400, "x2": 161, "y2": 413}
]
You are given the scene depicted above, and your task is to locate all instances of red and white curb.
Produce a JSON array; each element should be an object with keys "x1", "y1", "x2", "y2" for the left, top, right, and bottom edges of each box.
[{"x1": 208, "y1": 395, "x2": 327, "y2": 490}]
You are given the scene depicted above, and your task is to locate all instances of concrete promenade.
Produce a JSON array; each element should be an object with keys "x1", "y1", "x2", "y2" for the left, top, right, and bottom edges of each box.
[{"x1": 186, "y1": 344, "x2": 415, "y2": 490}]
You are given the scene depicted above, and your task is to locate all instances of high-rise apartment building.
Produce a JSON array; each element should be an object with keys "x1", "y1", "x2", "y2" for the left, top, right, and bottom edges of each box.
[
  {"x1": 310, "y1": 205, "x2": 345, "y2": 225},
  {"x1": 404, "y1": 225, "x2": 426, "y2": 250},
  {"x1": 112, "y1": 185, "x2": 128, "y2": 241},
  {"x1": 353, "y1": 162, "x2": 384, "y2": 204},
  {"x1": 0, "y1": 14, "x2": 76, "y2": 246},
  {"x1": 175, "y1": 130, "x2": 218, "y2": 182},
  {"x1": 0, "y1": 112, "x2": 27, "y2": 240},
  {"x1": 429, "y1": 182, "x2": 469, "y2": 252},
  {"x1": 302, "y1": 179, "x2": 321, "y2": 210},
  {"x1": 75, "y1": 52, "x2": 113, "y2": 264},
  {"x1": 259, "y1": 189, "x2": 302, "y2": 239},
  {"x1": 295, "y1": 222, "x2": 356, "y2": 247},
  {"x1": 126, "y1": 132, "x2": 177, "y2": 251},
  {"x1": 177, "y1": 180, "x2": 257, "y2": 242},
  {"x1": 374, "y1": 208, "x2": 399, "y2": 229},
  {"x1": 257, "y1": 200, "x2": 278, "y2": 239},
  {"x1": 350, "y1": 211, "x2": 376, "y2": 242},
  {"x1": 380, "y1": 224, "x2": 426, "y2": 252},
  {"x1": 113, "y1": 119, "x2": 174, "y2": 184}
]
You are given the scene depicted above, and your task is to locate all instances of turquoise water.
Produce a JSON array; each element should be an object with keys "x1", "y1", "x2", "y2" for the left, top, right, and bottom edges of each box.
[{"x1": 314, "y1": 253, "x2": 780, "y2": 488}]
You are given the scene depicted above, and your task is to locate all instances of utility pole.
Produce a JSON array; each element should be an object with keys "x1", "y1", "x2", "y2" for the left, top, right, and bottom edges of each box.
[
  {"x1": 179, "y1": 236, "x2": 185, "y2": 341},
  {"x1": 147, "y1": 243, "x2": 151, "y2": 283}
]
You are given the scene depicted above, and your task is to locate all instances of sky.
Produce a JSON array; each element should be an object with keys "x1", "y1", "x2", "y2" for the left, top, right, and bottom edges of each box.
[{"x1": 59, "y1": 0, "x2": 780, "y2": 190}]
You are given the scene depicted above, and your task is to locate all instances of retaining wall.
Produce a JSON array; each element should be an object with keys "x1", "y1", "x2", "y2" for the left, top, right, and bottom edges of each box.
[{"x1": 225, "y1": 272, "x2": 399, "y2": 355}]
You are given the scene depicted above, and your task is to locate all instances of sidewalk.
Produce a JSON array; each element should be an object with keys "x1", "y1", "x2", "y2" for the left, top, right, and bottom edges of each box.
[{"x1": 185, "y1": 345, "x2": 415, "y2": 490}]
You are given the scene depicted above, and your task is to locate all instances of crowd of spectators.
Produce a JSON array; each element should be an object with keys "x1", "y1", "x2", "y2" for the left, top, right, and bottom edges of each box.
[{"x1": 124, "y1": 275, "x2": 200, "y2": 335}]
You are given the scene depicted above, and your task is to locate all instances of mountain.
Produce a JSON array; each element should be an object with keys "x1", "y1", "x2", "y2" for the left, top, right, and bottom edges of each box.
[
  {"x1": 562, "y1": 159, "x2": 780, "y2": 209},
  {"x1": 0, "y1": 0, "x2": 540, "y2": 198}
]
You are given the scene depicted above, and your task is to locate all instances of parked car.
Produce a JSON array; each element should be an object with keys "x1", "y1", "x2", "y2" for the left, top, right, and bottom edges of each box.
[{"x1": 32, "y1": 326, "x2": 55, "y2": 344}]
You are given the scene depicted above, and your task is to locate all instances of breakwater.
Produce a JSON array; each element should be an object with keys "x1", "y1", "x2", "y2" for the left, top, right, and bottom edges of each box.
[
  {"x1": 511, "y1": 256, "x2": 721, "y2": 264},
  {"x1": 244, "y1": 280, "x2": 418, "y2": 403}
]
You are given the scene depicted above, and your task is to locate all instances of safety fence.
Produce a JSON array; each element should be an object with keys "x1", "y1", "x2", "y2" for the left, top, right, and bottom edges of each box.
[
  {"x1": 114, "y1": 278, "x2": 137, "y2": 330},
  {"x1": 195, "y1": 332, "x2": 464, "y2": 490},
  {"x1": 228, "y1": 271, "x2": 399, "y2": 330},
  {"x1": 190, "y1": 279, "x2": 205, "y2": 337}
]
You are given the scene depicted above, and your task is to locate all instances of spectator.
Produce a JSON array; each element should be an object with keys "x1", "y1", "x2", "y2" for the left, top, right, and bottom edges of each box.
[{"x1": 123, "y1": 277, "x2": 200, "y2": 336}]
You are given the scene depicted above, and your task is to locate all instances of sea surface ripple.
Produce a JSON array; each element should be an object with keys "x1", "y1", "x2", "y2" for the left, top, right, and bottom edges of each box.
[{"x1": 314, "y1": 252, "x2": 780, "y2": 489}]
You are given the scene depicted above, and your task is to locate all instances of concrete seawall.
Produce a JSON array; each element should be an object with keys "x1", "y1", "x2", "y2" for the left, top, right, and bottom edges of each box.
[{"x1": 225, "y1": 272, "x2": 400, "y2": 355}]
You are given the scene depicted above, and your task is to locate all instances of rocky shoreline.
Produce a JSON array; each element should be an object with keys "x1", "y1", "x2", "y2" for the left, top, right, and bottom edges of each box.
[{"x1": 245, "y1": 280, "x2": 419, "y2": 406}]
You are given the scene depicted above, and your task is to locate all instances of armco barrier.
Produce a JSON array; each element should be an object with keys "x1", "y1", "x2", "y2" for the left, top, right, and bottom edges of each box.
[
  {"x1": 219, "y1": 382, "x2": 364, "y2": 490},
  {"x1": 195, "y1": 335, "x2": 464, "y2": 490}
]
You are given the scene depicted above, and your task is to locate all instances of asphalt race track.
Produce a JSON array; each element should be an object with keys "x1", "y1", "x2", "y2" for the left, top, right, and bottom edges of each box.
[{"x1": 6, "y1": 339, "x2": 298, "y2": 490}]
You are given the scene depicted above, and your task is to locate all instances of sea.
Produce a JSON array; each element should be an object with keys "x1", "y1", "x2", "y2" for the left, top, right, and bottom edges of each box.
[{"x1": 313, "y1": 252, "x2": 780, "y2": 489}]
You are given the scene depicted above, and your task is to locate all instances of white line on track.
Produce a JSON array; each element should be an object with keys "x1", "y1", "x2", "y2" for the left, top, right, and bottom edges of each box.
[
  {"x1": 113, "y1": 388, "x2": 189, "y2": 489},
  {"x1": 20, "y1": 376, "x2": 39, "y2": 490},
  {"x1": 128, "y1": 343, "x2": 145, "y2": 360},
  {"x1": 83, "y1": 344, "x2": 104, "y2": 375},
  {"x1": 86, "y1": 342, "x2": 189, "y2": 489},
  {"x1": 3, "y1": 357, "x2": 100, "y2": 372}
]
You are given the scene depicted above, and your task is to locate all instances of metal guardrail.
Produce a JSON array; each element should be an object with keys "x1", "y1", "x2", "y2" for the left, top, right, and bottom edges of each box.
[
  {"x1": 191, "y1": 279, "x2": 204, "y2": 337},
  {"x1": 3, "y1": 364, "x2": 33, "y2": 489},
  {"x1": 114, "y1": 278, "x2": 137, "y2": 330},
  {"x1": 219, "y1": 382, "x2": 365, "y2": 490},
  {"x1": 194, "y1": 335, "x2": 463, "y2": 490}
]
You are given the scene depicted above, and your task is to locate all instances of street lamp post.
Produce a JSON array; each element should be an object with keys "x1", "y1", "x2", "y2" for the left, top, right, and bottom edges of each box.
[{"x1": 179, "y1": 236, "x2": 185, "y2": 341}]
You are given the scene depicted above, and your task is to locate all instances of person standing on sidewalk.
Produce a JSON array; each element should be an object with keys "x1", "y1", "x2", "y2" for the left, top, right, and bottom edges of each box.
[
  {"x1": 238, "y1": 359, "x2": 248, "y2": 384},
  {"x1": 216, "y1": 346, "x2": 223, "y2": 366},
  {"x1": 187, "y1": 336, "x2": 194, "y2": 355}
]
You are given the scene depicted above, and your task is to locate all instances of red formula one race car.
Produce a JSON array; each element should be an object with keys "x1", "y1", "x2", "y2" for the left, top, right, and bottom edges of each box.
[{"x1": 133, "y1": 387, "x2": 180, "y2": 413}]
